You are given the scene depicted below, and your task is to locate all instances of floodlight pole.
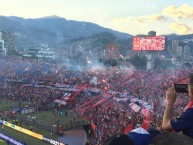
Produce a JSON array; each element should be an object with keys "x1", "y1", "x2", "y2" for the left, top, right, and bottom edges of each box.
[{"x1": 146, "y1": 52, "x2": 154, "y2": 70}]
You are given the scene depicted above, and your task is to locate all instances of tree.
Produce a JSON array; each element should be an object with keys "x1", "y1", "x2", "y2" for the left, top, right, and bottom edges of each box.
[{"x1": 129, "y1": 55, "x2": 147, "y2": 69}]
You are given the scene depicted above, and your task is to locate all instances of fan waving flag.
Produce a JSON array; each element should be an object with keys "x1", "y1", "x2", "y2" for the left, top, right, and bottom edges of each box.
[
  {"x1": 141, "y1": 109, "x2": 151, "y2": 130},
  {"x1": 124, "y1": 124, "x2": 133, "y2": 134},
  {"x1": 91, "y1": 121, "x2": 97, "y2": 138},
  {"x1": 141, "y1": 108, "x2": 150, "y2": 118},
  {"x1": 141, "y1": 118, "x2": 151, "y2": 130},
  {"x1": 129, "y1": 102, "x2": 141, "y2": 113}
]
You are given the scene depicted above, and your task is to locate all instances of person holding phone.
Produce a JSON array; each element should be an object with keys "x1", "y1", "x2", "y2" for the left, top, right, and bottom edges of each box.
[{"x1": 161, "y1": 73, "x2": 193, "y2": 138}]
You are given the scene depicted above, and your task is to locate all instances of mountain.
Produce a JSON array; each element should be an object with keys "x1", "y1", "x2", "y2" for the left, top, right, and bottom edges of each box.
[
  {"x1": 1, "y1": 15, "x2": 192, "y2": 55},
  {"x1": 163, "y1": 33, "x2": 179, "y2": 40},
  {"x1": 163, "y1": 33, "x2": 193, "y2": 41},
  {"x1": 173, "y1": 34, "x2": 193, "y2": 40},
  {"x1": 0, "y1": 15, "x2": 132, "y2": 49}
]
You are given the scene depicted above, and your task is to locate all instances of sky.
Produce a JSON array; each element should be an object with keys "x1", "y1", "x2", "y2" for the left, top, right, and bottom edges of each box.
[{"x1": 0, "y1": 0, "x2": 193, "y2": 35}]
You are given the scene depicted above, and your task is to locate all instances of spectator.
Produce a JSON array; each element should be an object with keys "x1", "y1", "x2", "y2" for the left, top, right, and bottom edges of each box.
[
  {"x1": 103, "y1": 127, "x2": 152, "y2": 145},
  {"x1": 161, "y1": 73, "x2": 193, "y2": 138},
  {"x1": 103, "y1": 134, "x2": 134, "y2": 145},
  {"x1": 150, "y1": 132, "x2": 193, "y2": 145}
]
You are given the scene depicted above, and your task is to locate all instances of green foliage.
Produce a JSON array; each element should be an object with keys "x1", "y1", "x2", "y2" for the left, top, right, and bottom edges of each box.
[
  {"x1": 118, "y1": 38, "x2": 132, "y2": 54},
  {"x1": 129, "y1": 55, "x2": 147, "y2": 69},
  {"x1": 154, "y1": 58, "x2": 174, "y2": 69},
  {"x1": 0, "y1": 139, "x2": 7, "y2": 145},
  {"x1": 99, "y1": 58, "x2": 119, "y2": 67}
]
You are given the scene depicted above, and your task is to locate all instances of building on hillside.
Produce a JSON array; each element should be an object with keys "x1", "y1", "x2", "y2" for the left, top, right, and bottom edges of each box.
[
  {"x1": 36, "y1": 44, "x2": 55, "y2": 61},
  {"x1": 172, "y1": 40, "x2": 179, "y2": 48},
  {"x1": 176, "y1": 46, "x2": 183, "y2": 56},
  {"x1": 183, "y1": 45, "x2": 190, "y2": 57},
  {"x1": 0, "y1": 31, "x2": 6, "y2": 55},
  {"x1": 23, "y1": 48, "x2": 39, "y2": 58},
  {"x1": 1, "y1": 30, "x2": 15, "y2": 55},
  {"x1": 103, "y1": 43, "x2": 120, "y2": 59},
  {"x1": 37, "y1": 50, "x2": 55, "y2": 61},
  {"x1": 23, "y1": 44, "x2": 55, "y2": 61}
]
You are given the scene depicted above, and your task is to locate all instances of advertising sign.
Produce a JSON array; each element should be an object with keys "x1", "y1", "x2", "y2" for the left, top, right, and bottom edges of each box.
[
  {"x1": 0, "y1": 132, "x2": 24, "y2": 145},
  {"x1": 1, "y1": 120, "x2": 66, "y2": 145},
  {"x1": 2, "y1": 120, "x2": 43, "y2": 140},
  {"x1": 132, "y1": 36, "x2": 166, "y2": 51}
]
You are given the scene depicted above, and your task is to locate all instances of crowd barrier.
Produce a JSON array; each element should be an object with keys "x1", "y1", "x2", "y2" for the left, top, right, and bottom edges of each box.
[
  {"x1": 0, "y1": 119, "x2": 65, "y2": 145},
  {"x1": 0, "y1": 132, "x2": 24, "y2": 145}
]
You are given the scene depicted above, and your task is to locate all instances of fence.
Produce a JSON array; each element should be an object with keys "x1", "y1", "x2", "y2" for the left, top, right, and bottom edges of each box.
[
  {"x1": 10, "y1": 114, "x2": 89, "y2": 134},
  {"x1": 0, "y1": 105, "x2": 20, "y2": 113},
  {"x1": 1, "y1": 104, "x2": 89, "y2": 134}
]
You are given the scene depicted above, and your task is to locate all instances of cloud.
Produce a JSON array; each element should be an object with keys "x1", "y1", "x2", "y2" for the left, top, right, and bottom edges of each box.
[
  {"x1": 169, "y1": 23, "x2": 193, "y2": 34},
  {"x1": 111, "y1": 4, "x2": 193, "y2": 35},
  {"x1": 133, "y1": 14, "x2": 167, "y2": 24},
  {"x1": 113, "y1": 14, "x2": 167, "y2": 26},
  {"x1": 110, "y1": 14, "x2": 169, "y2": 35},
  {"x1": 163, "y1": 4, "x2": 193, "y2": 20}
]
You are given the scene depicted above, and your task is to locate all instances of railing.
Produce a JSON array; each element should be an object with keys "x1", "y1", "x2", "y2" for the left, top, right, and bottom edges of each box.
[
  {"x1": 0, "y1": 105, "x2": 20, "y2": 113},
  {"x1": 1, "y1": 104, "x2": 89, "y2": 133},
  {"x1": 10, "y1": 115, "x2": 89, "y2": 134}
]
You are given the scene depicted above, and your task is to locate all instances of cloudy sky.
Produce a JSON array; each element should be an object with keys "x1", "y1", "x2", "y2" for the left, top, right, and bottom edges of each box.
[{"x1": 0, "y1": 0, "x2": 193, "y2": 35}]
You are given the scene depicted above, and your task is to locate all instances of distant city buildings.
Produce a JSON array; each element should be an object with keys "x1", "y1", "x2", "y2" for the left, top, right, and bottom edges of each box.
[
  {"x1": 61, "y1": 38, "x2": 122, "y2": 64},
  {"x1": 22, "y1": 44, "x2": 55, "y2": 61},
  {"x1": 0, "y1": 31, "x2": 6, "y2": 55},
  {"x1": 172, "y1": 40, "x2": 179, "y2": 48},
  {"x1": 37, "y1": 45, "x2": 55, "y2": 61},
  {"x1": 0, "y1": 30, "x2": 15, "y2": 55},
  {"x1": 1, "y1": 26, "x2": 192, "y2": 67},
  {"x1": 64, "y1": 39, "x2": 93, "y2": 57},
  {"x1": 103, "y1": 43, "x2": 120, "y2": 59},
  {"x1": 176, "y1": 46, "x2": 183, "y2": 56},
  {"x1": 168, "y1": 40, "x2": 191, "y2": 57},
  {"x1": 184, "y1": 45, "x2": 190, "y2": 56}
]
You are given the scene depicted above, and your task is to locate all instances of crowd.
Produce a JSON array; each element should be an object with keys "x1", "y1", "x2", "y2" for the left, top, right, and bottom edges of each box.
[{"x1": 0, "y1": 55, "x2": 192, "y2": 145}]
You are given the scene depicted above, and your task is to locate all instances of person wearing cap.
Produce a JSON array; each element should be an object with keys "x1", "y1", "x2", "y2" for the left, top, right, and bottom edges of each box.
[
  {"x1": 103, "y1": 127, "x2": 153, "y2": 145},
  {"x1": 161, "y1": 73, "x2": 193, "y2": 138}
]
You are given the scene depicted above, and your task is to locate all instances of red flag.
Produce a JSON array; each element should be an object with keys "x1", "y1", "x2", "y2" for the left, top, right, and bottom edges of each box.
[
  {"x1": 91, "y1": 121, "x2": 97, "y2": 131},
  {"x1": 124, "y1": 124, "x2": 133, "y2": 134},
  {"x1": 91, "y1": 121, "x2": 97, "y2": 138},
  {"x1": 141, "y1": 118, "x2": 151, "y2": 130},
  {"x1": 141, "y1": 108, "x2": 150, "y2": 119},
  {"x1": 185, "y1": 101, "x2": 193, "y2": 110},
  {"x1": 141, "y1": 109, "x2": 151, "y2": 130}
]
